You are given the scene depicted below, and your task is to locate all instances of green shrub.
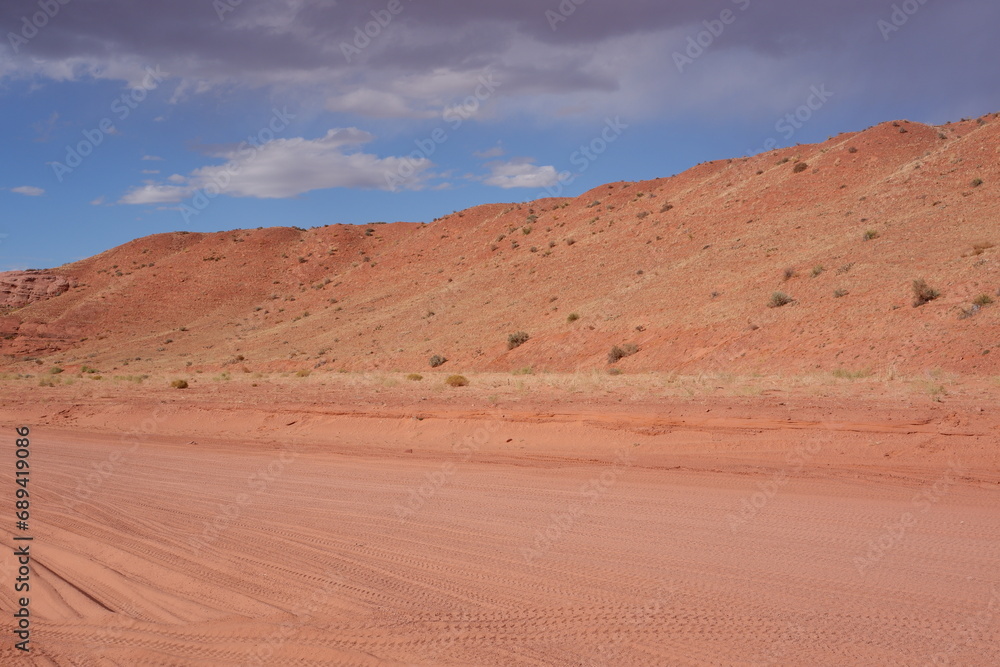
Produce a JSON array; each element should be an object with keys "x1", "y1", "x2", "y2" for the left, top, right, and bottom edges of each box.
[{"x1": 507, "y1": 331, "x2": 530, "y2": 350}]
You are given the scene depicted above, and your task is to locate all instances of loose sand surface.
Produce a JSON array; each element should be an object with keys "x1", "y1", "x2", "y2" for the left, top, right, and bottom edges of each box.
[{"x1": 2, "y1": 379, "x2": 999, "y2": 665}]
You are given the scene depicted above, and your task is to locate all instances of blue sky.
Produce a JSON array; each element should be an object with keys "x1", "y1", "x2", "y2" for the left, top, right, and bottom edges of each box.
[{"x1": 1, "y1": 0, "x2": 998, "y2": 270}]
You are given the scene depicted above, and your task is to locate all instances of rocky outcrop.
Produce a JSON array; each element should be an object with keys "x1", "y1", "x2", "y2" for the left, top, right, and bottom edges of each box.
[{"x1": 0, "y1": 271, "x2": 75, "y2": 310}]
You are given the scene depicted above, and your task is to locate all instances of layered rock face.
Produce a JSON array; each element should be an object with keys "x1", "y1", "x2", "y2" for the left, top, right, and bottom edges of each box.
[{"x1": 0, "y1": 271, "x2": 75, "y2": 310}]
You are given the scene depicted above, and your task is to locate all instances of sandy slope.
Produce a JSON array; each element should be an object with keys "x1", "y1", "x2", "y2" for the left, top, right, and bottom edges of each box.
[{"x1": 2, "y1": 386, "x2": 999, "y2": 665}]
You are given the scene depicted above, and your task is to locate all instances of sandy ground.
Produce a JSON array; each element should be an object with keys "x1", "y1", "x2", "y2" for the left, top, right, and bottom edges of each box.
[{"x1": 2, "y1": 377, "x2": 999, "y2": 665}]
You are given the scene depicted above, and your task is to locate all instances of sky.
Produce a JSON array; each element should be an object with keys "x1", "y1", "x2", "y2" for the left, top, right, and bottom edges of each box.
[{"x1": 1, "y1": 0, "x2": 998, "y2": 270}]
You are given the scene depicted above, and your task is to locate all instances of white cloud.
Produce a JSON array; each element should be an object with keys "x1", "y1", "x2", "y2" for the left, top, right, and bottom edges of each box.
[
  {"x1": 482, "y1": 160, "x2": 559, "y2": 189},
  {"x1": 11, "y1": 186, "x2": 45, "y2": 196},
  {"x1": 141, "y1": 155, "x2": 163, "y2": 161},
  {"x1": 119, "y1": 128, "x2": 431, "y2": 204},
  {"x1": 474, "y1": 144, "x2": 505, "y2": 159},
  {"x1": 90, "y1": 196, "x2": 105, "y2": 205},
  {"x1": 141, "y1": 169, "x2": 160, "y2": 174}
]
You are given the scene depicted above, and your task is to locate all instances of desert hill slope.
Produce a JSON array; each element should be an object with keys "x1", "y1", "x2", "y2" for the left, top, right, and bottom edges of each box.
[{"x1": 2, "y1": 115, "x2": 999, "y2": 378}]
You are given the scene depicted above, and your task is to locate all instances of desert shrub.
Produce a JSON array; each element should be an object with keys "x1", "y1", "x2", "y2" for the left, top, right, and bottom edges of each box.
[
  {"x1": 912, "y1": 279, "x2": 940, "y2": 307},
  {"x1": 406, "y1": 373, "x2": 423, "y2": 381},
  {"x1": 445, "y1": 374, "x2": 469, "y2": 387},
  {"x1": 973, "y1": 294, "x2": 994, "y2": 307},
  {"x1": 170, "y1": 379, "x2": 189, "y2": 389},
  {"x1": 660, "y1": 203, "x2": 674, "y2": 213},
  {"x1": 607, "y1": 367, "x2": 623, "y2": 376},
  {"x1": 783, "y1": 267, "x2": 797, "y2": 281},
  {"x1": 49, "y1": 367, "x2": 64, "y2": 374},
  {"x1": 295, "y1": 369, "x2": 311, "y2": 377},
  {"x1": 512, "y1": 367, "x2": 533, "y2": 375},
  {"x1": 429, "y1": 355, "x2": 447, "y2": 368},
  {"x1": 769, "y1": 292, "x2": 794, "y2": 308},
  {"x1": 863, "y1": 229, "x2": 880, "y2": 241},
  {"x1": 567, "y1": 312, "x2": 580, "y2": 323},
  {"x1": 793, "y1": 162, "x2": 809, "y2": 173},
  {"x1": 636, "y1": 211, "x2": 649, "y2": 220},
  {"x1": 507, "y1": 331, "x2": 530, "y2": 350},
  {"x1": 565, "y1": 238, "x2": 576, "y2": 246},
  {"x1": 833, "y1": 289, "x2": 849, "y2": 298},
  {"x1": 847, "y1": 146, "x2": 858, "y2": 154},
  {"x1": 971, "y1": 178, "x2": 984, "y2": 187},
  {"x1": 811, "y1": 266, "x2": 825, "y2": 277},
  {"x1": 832, "y1": 368, "x2": 870, "y2": 379},
  {"x1": 607, "y1": 343, "x2": 639, "y2": 364},
  {"x1": 522, "y1": 226, "x2": 533, "y2": 235}
]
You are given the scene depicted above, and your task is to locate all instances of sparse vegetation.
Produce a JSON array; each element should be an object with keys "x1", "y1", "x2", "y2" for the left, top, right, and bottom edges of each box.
[
  {"x1": 863, "y1": 229, "x2": 880, "y2": 241},
  {"x1": 295, "y1": 369, "x2": 311, "y2": 377},
  {"x1": 608, "y1": 343, "x2": 639, "y2": 364},
  {"x1": 811, "y1": 266, "x2": 825, "y2": 278},
  {"x1": 783, "y1": 267, "x2": 797, "y2": 281},
  {"x1": 769, "y1": 292, "x2": 794, "y2": 308},
  {"x1": 507, "y1": 331, "x2": 530, "y2": 350},
  {"x1": 406, "y1": 373, "x2": 423, "y2": 381},
  {"x1": 833, "y1": 289, "x2": 849, "y2": 298},
  {"x1": 832, "y1": 368, "x2": 870, "y2": 380},
  {"x1": 793, "y1": 162, "x2": 809, "y2": 173},
  {"x1": 912, "y1": 279, "x2": 941, "y2": 307},
  {"x1": 660, "y1": 203, "x2": 674, "y2": 213},
  {"x1": 170, "y1": 379, "x2": 189, "y2": 389},
  {"x1": 971, "y1": 178, "x2": 984, "y2": 188},
  {"x1": 445, "y1": 374, "x2": 469, "y2": 387},
  {"x1": 565, "y1": 238, "x2": 576, "y2": 246},
  {"x1": 49, "y1": 366, "x2": 64, "y2": 374},
  {"x1": 973, "y1": 293, "x2": 994, "y2": 307},
  {"x1": 429, "y1": 355, "x2": 447, "y2": 368},
  {"x1": 567, "y1": 312, "x2": 580, "y2": 323}
]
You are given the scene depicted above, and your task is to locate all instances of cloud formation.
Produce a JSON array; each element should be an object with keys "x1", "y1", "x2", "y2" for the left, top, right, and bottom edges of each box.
[
  {"x1": 11, "y1": 186, "x2": 45, "y2": 196},
  {"x1": 119, "y1": 128, "x2": 430, "y2": 204},
  {"x1": 482, "y1": 160, "x2": 559, "y2": 189}
]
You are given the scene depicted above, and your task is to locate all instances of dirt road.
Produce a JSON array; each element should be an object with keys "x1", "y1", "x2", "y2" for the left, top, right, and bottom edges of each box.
[{"x1": 2, "y1": 404, "x2": 999, "y2": 665}]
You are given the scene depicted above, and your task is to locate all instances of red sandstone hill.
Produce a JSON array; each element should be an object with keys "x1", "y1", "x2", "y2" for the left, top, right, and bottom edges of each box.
[{"x1": 2, "y1": 115, "x2": 999, "y2": 378}]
